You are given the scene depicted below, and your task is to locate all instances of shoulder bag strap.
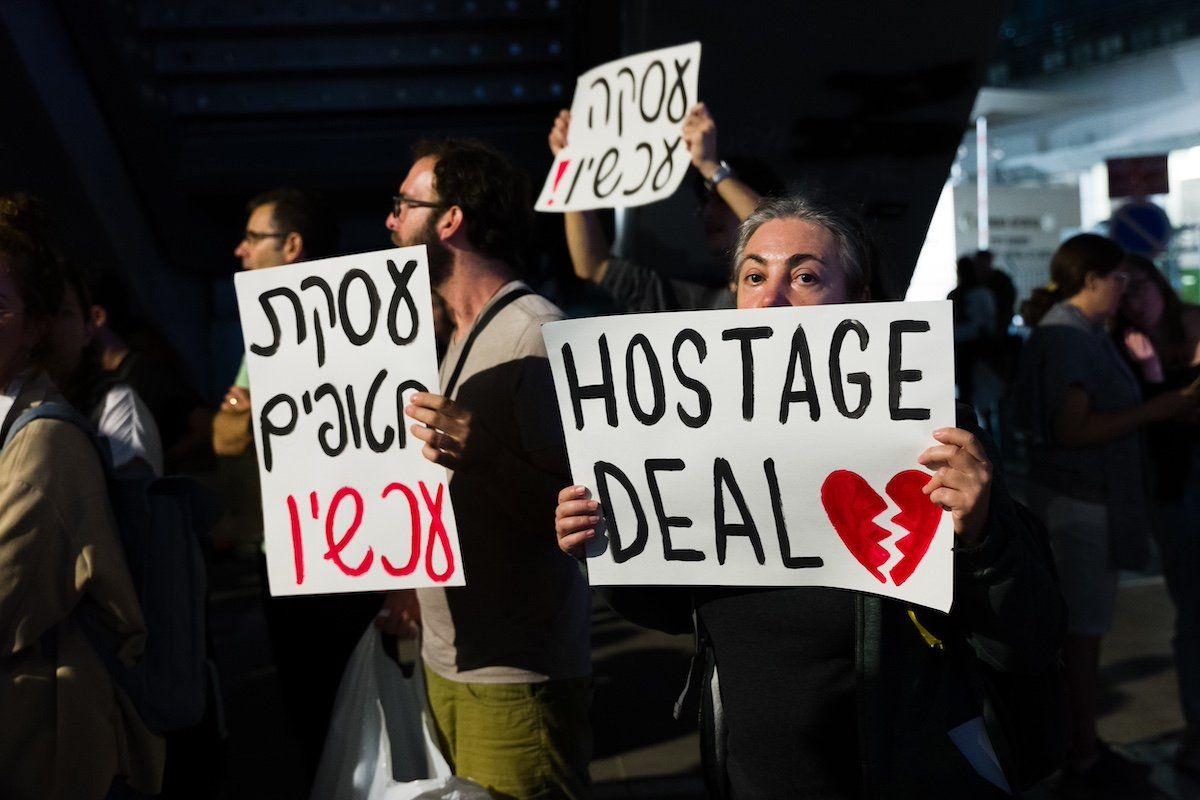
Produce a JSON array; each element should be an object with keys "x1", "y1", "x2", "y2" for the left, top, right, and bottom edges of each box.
[{"x1": 442, "y1": 286, "x2": 533, "y2": 398}]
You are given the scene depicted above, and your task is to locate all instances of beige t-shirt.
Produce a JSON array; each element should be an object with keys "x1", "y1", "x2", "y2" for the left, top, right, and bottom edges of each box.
[{"x1": 418, "y1": 282, "x2": 591, "y2": 684}]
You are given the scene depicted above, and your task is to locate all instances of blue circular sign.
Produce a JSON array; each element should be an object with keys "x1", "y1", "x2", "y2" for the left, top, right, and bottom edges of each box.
[{"x1": 1110, "y1": 201, "x2": 1172, "y2": 256}]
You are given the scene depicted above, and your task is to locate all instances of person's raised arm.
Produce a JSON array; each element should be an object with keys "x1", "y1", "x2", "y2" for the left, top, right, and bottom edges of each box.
[
  {"x1": 549, "y1": 109, "x2": 611, "y2": 284},
  {"x1": 682, "y1": 102, "x2": 761, "y2": 221}
]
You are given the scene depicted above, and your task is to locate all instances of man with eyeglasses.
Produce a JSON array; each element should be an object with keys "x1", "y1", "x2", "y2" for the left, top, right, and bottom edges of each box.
[
  {"x1": 377, "y1": 139, "x2": 592, "y2": 800},
  {"x1": 221, "y1": 189, "x2": 379, "y2": 787}
]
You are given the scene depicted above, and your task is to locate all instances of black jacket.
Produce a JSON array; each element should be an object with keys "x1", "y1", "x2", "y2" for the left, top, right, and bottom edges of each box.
[{"x1": 600, "y1": 410, "x2": 1066, "y2": 799}]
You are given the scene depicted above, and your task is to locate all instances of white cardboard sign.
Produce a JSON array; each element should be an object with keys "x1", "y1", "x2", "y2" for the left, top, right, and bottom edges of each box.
[
  {"x1": 235, "y1": 246, "x2": 464, "y2": 596},
  {"x1": 535, "y1": 41, "x2": 701, "y2": 212},
  {"x1": 542, "y1": 301, "x2": 957, "y2": 612}
]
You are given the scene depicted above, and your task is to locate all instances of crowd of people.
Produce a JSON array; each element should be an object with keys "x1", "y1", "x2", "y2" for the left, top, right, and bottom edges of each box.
[{"x1": 1, "y1": 100, "x2": 1198, "y2": 800}]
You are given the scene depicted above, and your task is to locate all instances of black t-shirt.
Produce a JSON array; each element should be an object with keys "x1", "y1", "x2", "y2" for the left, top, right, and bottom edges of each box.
[{"x1": 698, "y1": 587, "x2": 859, "y2": 800}]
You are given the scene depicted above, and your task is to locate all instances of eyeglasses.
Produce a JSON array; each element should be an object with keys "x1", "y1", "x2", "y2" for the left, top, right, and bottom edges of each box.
[
  {"x1": 392, "y1": 194, "x2": 449, "y2": 217},
  {"x1": 242, "y1": 229, "x2": 285, "y2": 245}
]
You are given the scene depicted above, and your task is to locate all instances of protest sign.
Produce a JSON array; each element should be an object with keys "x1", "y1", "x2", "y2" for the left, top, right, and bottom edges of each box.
[
  {"x1": 235, "y1": 246, "x2": 463, "y2": 596},
  {"x1": 536, "y1": 41, "x2": 701, "y2": 212},
  {"x1": 543, "y1": 301, "x2": 956, "y2": 612}
]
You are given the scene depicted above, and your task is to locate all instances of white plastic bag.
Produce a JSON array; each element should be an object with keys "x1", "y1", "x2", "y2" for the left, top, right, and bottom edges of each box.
[{"x1": 310, "y1": 625, "x2": 489, "y2": 800}]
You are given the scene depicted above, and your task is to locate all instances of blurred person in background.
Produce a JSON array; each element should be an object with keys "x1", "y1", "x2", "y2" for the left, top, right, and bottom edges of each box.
[
  {"x1": 42, "y1": 263, "x2": 163, "y2": 478},
  {"x1": 86, "y1": 271, "x2": 213, "y2": 474},
  {"x1": 1015, "y1": 234, "x2": 1199, "y2": 798},
  {"x1": 0, "y1": 192, "x2": 163, "y2": 800},
  {"x1": 948, "y1": 254, "x2": 998, "y2": 410},
  {"x1": 1113, "y1": 254, "x2": 1200, "y2": 774}
]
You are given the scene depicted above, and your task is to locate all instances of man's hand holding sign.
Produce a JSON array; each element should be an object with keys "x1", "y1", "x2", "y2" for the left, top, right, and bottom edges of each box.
[{"x1": 235, "y1": 246, "x2": 464, "y2": 596}]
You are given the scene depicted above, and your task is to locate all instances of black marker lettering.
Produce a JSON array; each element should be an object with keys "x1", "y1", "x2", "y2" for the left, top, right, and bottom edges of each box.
[
  {"x1": 889, "y1": 320, "x2": 932, "y2": 421},
  {"x1": 386, "y1": 259, "x2": 419, "y2": 345},
  {"x1": 722, "y1": 326, "x2": 773, "y2": 420},
  {"x1": 300, "y1": 277, "x2": 335, "y2": 367},
  {"x1": 764, "y1": 458, "x2": 823, "y2": 569},
  {"x1": 588, "y1": 76, "x2": 610, "y2": 129},
  {"x1": 645, "y1": 459, "x2": 702, "y2": 562},
  {"x1": 394, "y1": 379, "x2": 427, "y2": 449},
  {"x1": 594, "y1": 461, "x2": 647, "y2": 564},
  {"x1": 338, "y1": 269, "x2": 381, "y2": 346},
  {"x1": 623, "y1": 142, "x2": 654, "y2": 196},
  {"x1": 593, "y1": 147, "x2": 620, "y2": 199},
  {"x1": 713, "y1": 458, "x2": 765, "y2": 565},
  {"x1": 666, "y1": 57, "x2": 691, "y2": 122},
  {"x1": 345, "y1": 384, "x2": 362, "y2": 448},
  {"x1": 639, "y1": 59, "x2": 666, "y2": 122},
  {"x1": 250, "y1": 288, "x2": 305, "y2": 358},
  {"x1": 616, "y1": 66, "x2": 636, "y2": 136},
  {"x1": 364, "y1": 369, "x2": 394, "y2": 452},
  {"x1": 562, "y1": 337, "x2": 618, "y2": 430},
  {"x1": 259, "y1": 393, "x2": 297, "y2": 472},
  {"x1": 625, "y1": 334, "x2": 666, "y2": 425},
  {"x1": 313, "y1": 383, "x2": 347, "y2": 456},
  {"x1": 830, "y1": 320, "x2": 872, "y2": 419},
  {"x1": 651, "y1": 136, "x2": 681, "y2": 191},
  {"x1": 672, "y1": 328, "x2": 711, "y2": 428},
  {"x1": 563, "y1": 158, "x2": 588, "y2": 204},
  {"x1": 779, "y1": 323, "x2": 820, "y2": 423}
]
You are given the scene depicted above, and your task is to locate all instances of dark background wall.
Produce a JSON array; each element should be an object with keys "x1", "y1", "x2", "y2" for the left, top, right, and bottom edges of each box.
[{"x1": 0, "y1": 0, "x2": 1010, "y2": 400}]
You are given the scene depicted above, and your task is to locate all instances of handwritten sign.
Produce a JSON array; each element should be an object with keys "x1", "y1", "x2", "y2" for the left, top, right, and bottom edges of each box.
[
  {"x1": 235, "y1": 246, "x2": 464, "y2": 596},
  {"x1": 536, "y1": 41, "x2": 701, "y2": 212},
  {"x1": 543, "y1": 301, "x2": 956, "y2": 612}
]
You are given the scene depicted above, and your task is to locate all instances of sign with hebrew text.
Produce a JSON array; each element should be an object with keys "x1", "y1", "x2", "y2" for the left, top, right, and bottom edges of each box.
[
  {"x1": 543, "y1": 301, "x2": 956, "y2": 611},
  {"x1": 235, "y1": 246, "x2": 464, "y2": 596},
  {"x1": 536, "y1": 41, "x2": 701, "y2": 212}
]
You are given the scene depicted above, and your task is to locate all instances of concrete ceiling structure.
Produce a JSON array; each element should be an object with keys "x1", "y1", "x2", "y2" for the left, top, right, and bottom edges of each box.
[{"x1": 1, "y1": 0, "x2": 1012, "y2": 389}]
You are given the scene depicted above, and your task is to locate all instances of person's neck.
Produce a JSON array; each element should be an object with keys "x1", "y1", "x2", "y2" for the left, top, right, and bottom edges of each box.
[
  {"x1": 1066, "y1": 294, "x2": 1109, "y2": 325},
  {"x1": 437, "y1": 255, "x2": 516, "y2": 340},
  {"x1": 99, "y1": 344, "x2": 129, "y2": 372}
]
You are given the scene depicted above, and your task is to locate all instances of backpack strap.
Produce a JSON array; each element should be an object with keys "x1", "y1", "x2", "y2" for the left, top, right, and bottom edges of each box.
[
  {"x1": 4, "y1": 401, "x2": 116, "y2": 476},
  {"x1": 5, "y1": 401, "x2": 88, "y2": 447},
  {"x1": 442, "y1": 286, "x2": 533, "y2": 397}
]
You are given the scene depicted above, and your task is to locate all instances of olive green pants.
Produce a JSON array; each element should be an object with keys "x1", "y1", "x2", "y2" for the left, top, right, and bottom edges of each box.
[{"x1": 424, "y1": 666, "x2": 592, "y2": 800}]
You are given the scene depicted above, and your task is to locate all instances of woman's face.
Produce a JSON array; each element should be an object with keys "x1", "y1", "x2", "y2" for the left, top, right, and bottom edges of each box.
[
  {"x1": 735, "y1": 218, "x2": 852, "y2": 310},
  {"x1": 0, "y1": 264, "x2": 39, "y2": 386},
  {"x1": 1085, "y1": 268, "x2": 1129, "y2": 322},
  {"x1": 43, "y1": 285, "x2": 93, "y2": 385},
  {"x1": 1120, "y1": 266, "x2": 1166, "y2": 329}
]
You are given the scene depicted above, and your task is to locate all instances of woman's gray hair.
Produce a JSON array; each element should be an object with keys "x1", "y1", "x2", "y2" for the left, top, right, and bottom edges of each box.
[{"x1": 731, "y1": 195, "x2": 876, "y2": 300}]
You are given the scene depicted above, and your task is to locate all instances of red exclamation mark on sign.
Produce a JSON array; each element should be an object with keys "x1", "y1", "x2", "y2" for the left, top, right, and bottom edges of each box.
[{"x1": 547, "y1": 160, "x2": 570, "y2": 206}]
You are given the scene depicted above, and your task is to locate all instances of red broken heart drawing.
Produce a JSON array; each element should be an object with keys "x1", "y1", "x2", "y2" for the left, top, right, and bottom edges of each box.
[{"x1": 820, "y1": 469, "x2": 943, "y2": 586}]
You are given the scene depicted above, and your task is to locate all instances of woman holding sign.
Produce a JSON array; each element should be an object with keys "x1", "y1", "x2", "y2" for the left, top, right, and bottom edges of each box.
[{"x1": 555, "y1": 196, "x2": 1065, "y2": 799}]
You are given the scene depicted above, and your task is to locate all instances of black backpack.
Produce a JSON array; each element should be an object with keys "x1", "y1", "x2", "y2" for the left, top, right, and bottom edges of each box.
[{"x1": 4, "y1": 401, "x2": 217, "y2": 733}]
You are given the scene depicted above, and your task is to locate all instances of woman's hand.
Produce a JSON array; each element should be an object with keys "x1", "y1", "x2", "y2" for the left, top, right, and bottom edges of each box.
[
  {"x1": 549, "y1": 109, "x2": 571, "y2": 156},
  {"x1": 682, "y1": 102, "x2": 719, "y2": 178},
  {"x1": 555, "y1": 484, "x2": 602, "y2": 557},
  {"x1": 917, "y1": 427, "x2": 993, "y2": 546},
  {"x1": 1123, "y1": 329, "x2": 1164, "y2": 383}
]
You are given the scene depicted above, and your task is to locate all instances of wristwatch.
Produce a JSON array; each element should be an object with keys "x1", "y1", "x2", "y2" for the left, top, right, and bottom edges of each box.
[{"x1": 704, "y1": 160, "x2": 733, "y2": 193}]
